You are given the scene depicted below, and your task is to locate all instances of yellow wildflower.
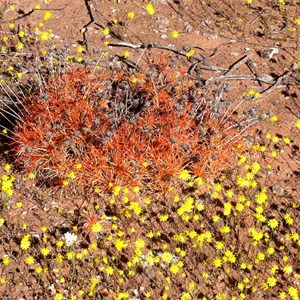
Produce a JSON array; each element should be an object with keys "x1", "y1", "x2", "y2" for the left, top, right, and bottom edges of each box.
[
  {"x1": 135, "y1": 238, "x2": 145, "y2": 249},
  {"x1": 223, "y1": 202, "x2": 232, "y2": 216},
  {"x1": 20, "y1": 234, "x2": 31, "y2": 250},
  {"x1": 44, "y1": 11, "x2": 52, "y2": 20},
  {"x1": 128, "y1": 12, "x2": 135, "y2": 19},
  {"x1": 213, "y1": 257, "x2": 223, "y2": 268},
  {"x1": 267, "y1": 276, "x2": 277, "y2": 287},
  {"x1": 114, "y1": 239, "x2": 127, "y2": 251},
  {"x1": 268, "y1": 218, "x2": 279, "y2": 229},
  {"x1": 41, "y1": 247, "x2": 50, "y2": 257},
  {"x1": 270, "y1": 115, "x2": 278, "y2": 122},
  {"x1": 25, "y1": 255, "x2": 35, "y2": 265},
  {"x1": 102, "y1": 27, "x2": 110, "y2": 35},
  {"x1": 186, "y1": 49, "x2": 195, "y2": 58},
  {"x1": 161, "y1": 252, "x2": 173, "y2": 263},
  {"x1": 39, "y1": 31, "x2": 51, "y2": 41},
  {"x1": 171, "y1": 30, "x2": 179, "y2": 38},
  {"x1": 54, "y1": 293, "x2": 64, "y2": 300},
  {"x1": 146, "y1": 4, "x2": 155, "y2": 15},
  {"x1": 2, "y1": 255, "x2": 10, "y2": 266}
]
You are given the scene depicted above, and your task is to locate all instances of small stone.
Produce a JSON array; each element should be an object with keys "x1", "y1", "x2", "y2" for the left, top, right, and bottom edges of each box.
[
  {"x1": 156, "y1": 16, "x2": 169, "y2": 25},
  {"x1": 184, "y1": 22, "x2": 193, "y2": 32},
  {"x1": 272, "y1": 185, "x2": 285, "y2": 196},
  {"x1": 258, "y1": 47, "x2": 279, "y2": 59}
]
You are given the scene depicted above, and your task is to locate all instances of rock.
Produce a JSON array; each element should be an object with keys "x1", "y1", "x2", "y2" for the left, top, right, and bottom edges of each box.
[
  {"x1": 258, "y1": 47, "x2": 279, "y2": 59},
  {"x1": 272, "y1": 185, "x2": 285, "y2": 196}
]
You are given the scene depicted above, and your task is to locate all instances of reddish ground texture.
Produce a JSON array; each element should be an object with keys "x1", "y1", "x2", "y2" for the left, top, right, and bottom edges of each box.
[{"x1": 0, "y1": 0, "x2": 300, "y2": 299}]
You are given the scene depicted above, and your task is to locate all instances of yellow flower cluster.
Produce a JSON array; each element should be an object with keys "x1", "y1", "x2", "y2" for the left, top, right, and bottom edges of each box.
[
  {"x1": 20, "y1": 234, "x2": 31, "y2": 250},
  {"x1": 177, "y1": 197, "x2": 194, "y2": 217},
  {"x1": 0, "y1": 174, "x2": 15, "y2": 196}
]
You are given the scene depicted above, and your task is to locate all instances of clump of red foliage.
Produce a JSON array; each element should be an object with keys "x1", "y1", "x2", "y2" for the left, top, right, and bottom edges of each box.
[{"x1": 12, "y1": 56, "x2": 245, "y2": 191}]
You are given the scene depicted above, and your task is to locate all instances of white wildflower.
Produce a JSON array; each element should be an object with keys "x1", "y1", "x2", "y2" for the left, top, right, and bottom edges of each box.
[{"x1": 63, "y1": 232, "x2": 78, "y2": 246}]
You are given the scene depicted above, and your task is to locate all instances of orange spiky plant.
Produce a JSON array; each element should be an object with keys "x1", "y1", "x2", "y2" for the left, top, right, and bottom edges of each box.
[
  {"x1": 82, "y1": 211, "x2": 102, "y2": 235},
  {"x1": 11, "y1": 56, "x2": 251, "y2": 192}
]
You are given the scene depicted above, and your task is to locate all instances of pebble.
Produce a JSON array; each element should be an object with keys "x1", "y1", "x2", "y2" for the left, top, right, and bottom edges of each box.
[{"x1": 272, "y1": 185, "x2": 285, "y2": 196}]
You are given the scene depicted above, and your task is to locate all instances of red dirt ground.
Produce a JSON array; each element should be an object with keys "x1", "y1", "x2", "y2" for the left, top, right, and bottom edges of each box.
[{"x1": 0, "y1": 0, "x2": 299, "y2": 299}]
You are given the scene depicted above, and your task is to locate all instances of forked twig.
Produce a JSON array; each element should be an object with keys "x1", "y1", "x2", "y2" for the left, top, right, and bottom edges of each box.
[
  {"x1": 107, "y1": 41, "x2": 228, "y2": 72},
  {"x1": 81, "y1": 0, "x2": 122, "y2": 50},
  {"x1": 259, "y1": 67, "x2": 295, "y2": 98},
  {"x1": 223, "y1": 55, "x2": 250, "y2": 75}
]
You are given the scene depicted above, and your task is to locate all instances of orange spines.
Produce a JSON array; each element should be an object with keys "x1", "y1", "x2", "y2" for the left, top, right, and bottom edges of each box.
[{"x1": 12, "y1": 57, "x2": 245, "y2": 191}]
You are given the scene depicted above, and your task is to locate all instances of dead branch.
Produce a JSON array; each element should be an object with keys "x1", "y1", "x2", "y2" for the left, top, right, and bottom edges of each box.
[
  {"x1": 81, "y1": 0, "x2": 122, "y2": 50},
  {"x1": 223, "y1": 55, "x2": 250, "y2": 75},
  {"x1": 259, "y1": 67, "x2": 296, "y2": 98},
  {"x1": 107, "y1": 41, "x2": 228, "y2": 72},
  {"x1": 205, "y1": 74, "x2": 274, "y2": 86}
]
